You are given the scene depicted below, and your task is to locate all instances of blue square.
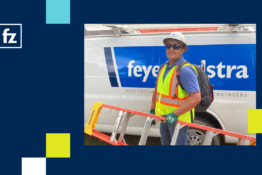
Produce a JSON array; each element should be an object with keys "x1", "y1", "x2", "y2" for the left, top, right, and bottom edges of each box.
[{"x1": 46, "y1": 0, "x2": 70, "y2": 24}]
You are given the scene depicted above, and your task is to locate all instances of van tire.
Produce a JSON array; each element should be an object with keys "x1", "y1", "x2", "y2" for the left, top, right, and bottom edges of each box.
[{"x1": 187, "y1": 116, "x2": 222, "y2": 145}]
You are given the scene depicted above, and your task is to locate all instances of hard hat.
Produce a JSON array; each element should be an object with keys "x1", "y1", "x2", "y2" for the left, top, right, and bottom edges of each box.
[{"x1": 163, "y1": 32, "x2": 188, "y2": 51}]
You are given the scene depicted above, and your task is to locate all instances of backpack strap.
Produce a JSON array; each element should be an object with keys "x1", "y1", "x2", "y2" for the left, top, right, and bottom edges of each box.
[
  {"x1": 175, "y1": 60, "x2": 196, "y2": 123},
  {"x1": 190, "y1": 110, "x2": 193, "y2": 123},
  {"x1": 173, "y1": 60, "x2": 187, "y2": 99},
  {"x1": 176, "y1": 60, "x2": 188, "y2": 91},
  {"x1": 176, "y1": 60, "x2": 198, "y2": 91}
]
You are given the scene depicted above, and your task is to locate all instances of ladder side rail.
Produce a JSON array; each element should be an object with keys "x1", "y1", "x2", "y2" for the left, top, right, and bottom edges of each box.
[
  {"x1": 118, "y1": 112, "x2": 132, "y2": 143},
  {"x1": 139, "y1": 117, "x2": 154, "y2": 145},
  {"x1": 170, "y1": 124, "x2": 185, "y2": 145},
  {"x1": 102, "y1": 104, "x2": 166, "y2": 121},
  {"x1": 203, "y1": 131, "x2": 219, "y2": 145},
  {"x1": 92, "y1": 130, "x2": 127, "y2": 145},
  {"x1": 177, "y1": 121, "x2": 256, "y2": 142},
  {"x1": 110, "y1": 111, "x2": 124, "y2": 143}
]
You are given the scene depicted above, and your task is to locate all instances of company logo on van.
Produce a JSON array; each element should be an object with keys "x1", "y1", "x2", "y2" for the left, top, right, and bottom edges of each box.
[
  {"x1": 201, "y1": 60, "x2": 249, "y2": 79},
  {"x1": 127, "y1": 60, "x2": 159, "y2": 82},
  {"x1": 110, "y1": 44, "x2": 256, "y2": 91}
]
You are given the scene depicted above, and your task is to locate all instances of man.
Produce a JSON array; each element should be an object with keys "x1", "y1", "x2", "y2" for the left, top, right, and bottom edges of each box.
[{"x1": 150, "y1": 32, "x2": 201, "y2": 145}]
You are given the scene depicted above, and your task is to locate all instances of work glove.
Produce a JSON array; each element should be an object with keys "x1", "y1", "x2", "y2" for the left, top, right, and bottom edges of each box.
[
  {"x1": 163, "y1": 112, "x2": 179, "y2": 125},
  {"x1": 150, "y1": 109, "x2": 156, "y2": 126},
  {"x1": 150, "y1": 109, "x2": 155, "y2": 115}
]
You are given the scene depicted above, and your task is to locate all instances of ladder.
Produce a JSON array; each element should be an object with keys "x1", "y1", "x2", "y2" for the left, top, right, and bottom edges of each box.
[{"x1": 84, "y1": 102, "x2": 256, "y2": 145}]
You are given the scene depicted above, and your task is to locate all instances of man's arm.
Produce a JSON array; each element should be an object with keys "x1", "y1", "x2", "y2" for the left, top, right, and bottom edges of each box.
[
  {"x1": 150, "y1": 86, "x2": 157, "y2": 110},
  {"x1": 173, "y1": 91, "x2": 201, "y2": 116}
]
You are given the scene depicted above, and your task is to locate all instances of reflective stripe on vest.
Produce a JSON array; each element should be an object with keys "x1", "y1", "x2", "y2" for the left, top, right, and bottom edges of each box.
[{"x1": 155, "y1": 62, "x2": 197, "y2": 123}]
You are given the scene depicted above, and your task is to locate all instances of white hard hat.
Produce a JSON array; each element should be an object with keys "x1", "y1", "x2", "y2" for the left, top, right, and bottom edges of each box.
[{"x1": 163, "y1": 32, "x2": 188, "y2": 51}]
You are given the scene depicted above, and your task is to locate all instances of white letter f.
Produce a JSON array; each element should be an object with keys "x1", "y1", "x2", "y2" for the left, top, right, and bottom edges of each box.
[
  {"x1": 127, "y1": 60, "x2": 135, "y2": 76},
  {"x1": 2, "y1": 28, "x2": 10, "y2": 43}
]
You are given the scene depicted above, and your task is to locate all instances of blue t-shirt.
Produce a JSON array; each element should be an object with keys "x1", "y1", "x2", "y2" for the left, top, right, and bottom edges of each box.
[{"x1": 156, "y1": 57, "x2": 200, "y2": 94}]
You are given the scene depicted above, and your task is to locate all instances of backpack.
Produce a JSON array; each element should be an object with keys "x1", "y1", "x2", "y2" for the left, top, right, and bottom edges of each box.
[{"x1": 175, "y1": 60, "x2": 214, "y2": 121}]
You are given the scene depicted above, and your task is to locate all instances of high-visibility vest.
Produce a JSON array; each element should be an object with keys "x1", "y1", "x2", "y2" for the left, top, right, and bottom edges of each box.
[{"x1": 155, "y1": 62, "x2": 198, "y2": 123}]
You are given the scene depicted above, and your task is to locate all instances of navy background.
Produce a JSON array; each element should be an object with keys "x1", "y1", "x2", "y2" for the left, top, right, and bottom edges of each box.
[{"x1": 0, "y1": 0, "x2": 260, "y2": 175}]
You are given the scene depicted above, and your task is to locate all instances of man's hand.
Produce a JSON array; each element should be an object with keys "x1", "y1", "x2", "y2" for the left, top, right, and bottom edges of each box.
[
  {"x1": 150, "y1": 109, "x2": 156, "y2": 126},
  {"x1": 150, "y1": 109, "x2": 155, "y2": 115},
  {"x1": 163, "y1": 112, "x2": 179, "y2": 125}
]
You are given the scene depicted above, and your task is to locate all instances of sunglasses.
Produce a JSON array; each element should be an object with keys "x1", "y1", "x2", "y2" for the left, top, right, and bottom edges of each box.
[{"x1": 166, "y1": 44, "x2": 182, "y2": 50}]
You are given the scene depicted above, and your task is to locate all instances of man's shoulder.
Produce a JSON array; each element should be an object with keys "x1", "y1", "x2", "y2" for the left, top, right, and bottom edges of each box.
[{"x1": 180, "y1": 64, "x2": 197, "y2": 76}]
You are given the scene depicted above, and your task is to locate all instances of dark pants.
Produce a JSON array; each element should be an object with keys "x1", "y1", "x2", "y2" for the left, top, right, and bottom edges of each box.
[{"x1": 160, "y1": 122, "x2": 189, "y2": 145}]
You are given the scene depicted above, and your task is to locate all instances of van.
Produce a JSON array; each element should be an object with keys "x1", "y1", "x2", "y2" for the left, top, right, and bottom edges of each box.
[{"x1": 84, "y1": 24, "x2": 256, "y2": 145}]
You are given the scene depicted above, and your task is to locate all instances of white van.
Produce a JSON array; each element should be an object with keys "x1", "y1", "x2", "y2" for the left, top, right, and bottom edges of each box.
[{"x1": 84, "y1": 24, "x2": 256, "y2": 145}]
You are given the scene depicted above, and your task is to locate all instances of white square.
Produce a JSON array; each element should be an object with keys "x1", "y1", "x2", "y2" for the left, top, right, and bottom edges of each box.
[{"x1": 22, "y1": 158, "x2": 46, "y2": 175}]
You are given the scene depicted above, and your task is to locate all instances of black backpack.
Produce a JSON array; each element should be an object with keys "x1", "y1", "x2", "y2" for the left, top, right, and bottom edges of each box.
[{"x1": 175, "y1": 60, "x2": 214, "y2": 121}]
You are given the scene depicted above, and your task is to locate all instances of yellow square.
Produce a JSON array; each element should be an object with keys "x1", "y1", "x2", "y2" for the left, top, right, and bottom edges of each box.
[
  {"x1": 46, "y1": 133, "x2": 70, "y2": 158},
  {"x1": 248, "y1": 109, "x2": 262, "y2": 133}
]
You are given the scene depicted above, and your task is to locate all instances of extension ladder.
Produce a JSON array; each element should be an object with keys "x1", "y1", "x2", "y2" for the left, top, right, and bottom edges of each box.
[{"x1": 84, "y1": 102, "x2": 256, "y2": 145}]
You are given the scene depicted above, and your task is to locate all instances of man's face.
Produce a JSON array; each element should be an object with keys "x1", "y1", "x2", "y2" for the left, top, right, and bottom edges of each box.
[{"x1": 166, "y1": 39, "x2": 184, "y2": 62}]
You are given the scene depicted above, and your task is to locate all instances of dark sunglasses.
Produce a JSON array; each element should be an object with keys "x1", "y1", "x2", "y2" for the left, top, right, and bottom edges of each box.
[{"x1": 166, "y1": 44, "x2": 182, "y2": 50}]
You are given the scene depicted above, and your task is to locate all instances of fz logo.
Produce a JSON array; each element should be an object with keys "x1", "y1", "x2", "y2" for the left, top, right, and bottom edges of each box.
[
  {"x1": 0, "y1": 24, "x2": 22, "y2": 48},
  {"x1": 2, "y1": 28, "x2": 17, "y2": 43}
]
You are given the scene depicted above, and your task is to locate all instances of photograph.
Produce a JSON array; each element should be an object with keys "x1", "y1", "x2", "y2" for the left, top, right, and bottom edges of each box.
[{"x1": 84, "y1": 24, "x2": 256, "y2": 146}]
